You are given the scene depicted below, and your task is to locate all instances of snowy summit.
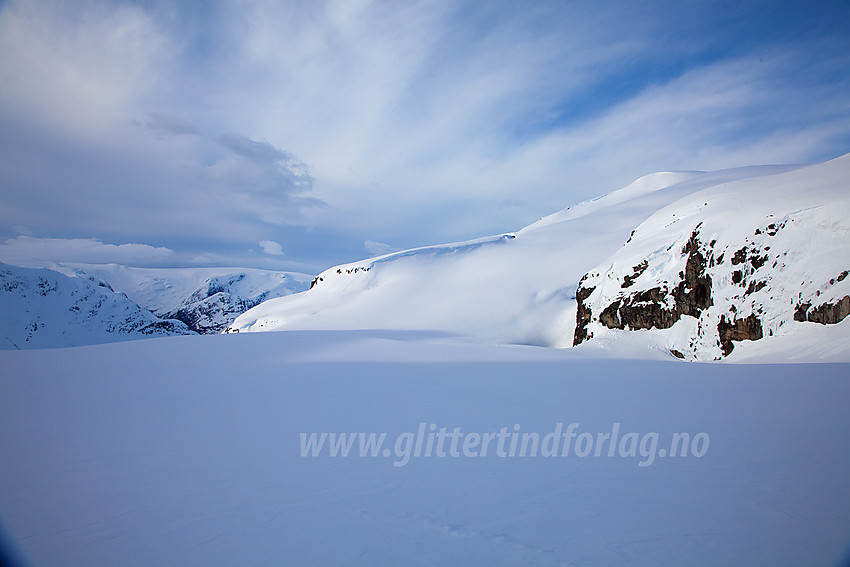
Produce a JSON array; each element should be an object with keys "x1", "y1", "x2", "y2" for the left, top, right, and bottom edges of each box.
[{"x1": 231, "y1": 154, "x2": 850, "y2": 362}]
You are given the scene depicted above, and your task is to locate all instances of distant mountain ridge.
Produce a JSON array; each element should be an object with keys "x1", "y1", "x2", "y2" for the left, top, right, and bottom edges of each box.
[
  {"x1": 0, "y1": 263, "x2": 312, "y2": 349},
  {"x1": 56, "y1": 264, "x2": 313, "y2": 335},
  {"x1": 0, "y1": 263, "x2": 194, "y2": 349}
]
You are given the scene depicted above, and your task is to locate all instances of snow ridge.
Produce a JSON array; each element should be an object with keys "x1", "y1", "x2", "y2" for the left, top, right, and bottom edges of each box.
[{"x1": 232, "y1": 154, "x2": 850, "y2": 361}]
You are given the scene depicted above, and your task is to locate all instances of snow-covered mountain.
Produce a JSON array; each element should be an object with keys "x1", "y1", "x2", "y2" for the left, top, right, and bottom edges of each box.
[
  {"x1": 572, "y1": 155, "x2": 850, "y2": 360},
  {"x1": 0, "y1": 263, "x2": 313, "y2": 348},
  {"x1": 53, "y1": 264, "x2": 313, "y2": 334},
  {"x1": 4, "y1": 156, "x2": 847, "y2": 358},
  {"x1": 0, "y1": 263, "x2": 194, "y2": 349},
  {"x1": 231, "y1": 154, "x2": 850, "y2": 361}
]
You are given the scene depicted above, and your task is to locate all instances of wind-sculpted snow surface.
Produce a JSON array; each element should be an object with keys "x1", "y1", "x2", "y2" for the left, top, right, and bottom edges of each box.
[
  {"x1": 0, "y1": 333, "x2": 848, "y2": 566},
  {"x1": 232, "y1": 155, "x2": 850, "y2": 361}
]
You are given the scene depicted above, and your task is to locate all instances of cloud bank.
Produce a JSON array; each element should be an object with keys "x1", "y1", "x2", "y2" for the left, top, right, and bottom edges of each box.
[
  {"x1": 1, "y1": 0, "x2": 848, "y2": 270},
  {"x1": 0, "y1": 237, "x2": 173, "y2": 266}
]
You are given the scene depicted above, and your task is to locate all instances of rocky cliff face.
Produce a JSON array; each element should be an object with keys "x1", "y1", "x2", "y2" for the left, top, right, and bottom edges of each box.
[
  {"x1": 586, "y1": 229, "x2": 714, "y2": 337},
  {"x1": 571, "y1": 158, "x2": 850, "y2": 360}
]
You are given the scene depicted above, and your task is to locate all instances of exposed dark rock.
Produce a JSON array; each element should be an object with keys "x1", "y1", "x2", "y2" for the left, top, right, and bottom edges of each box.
[
  {"x1": 808, "y1": 296, "x2": 850, "y2": 324},
  {"x1": 598, "y1": 300, "x2": 622, "y2": 329},
  {"x1": 794, "y1": 302, "x2": 810, "y2": 322},
  {"x1": 621, "y1": 260, "x2": 648, "y2": 288},
  {"x1": 344, "y1": 267, "x2": 370, "y2": 274},
  {"x1": 575, "y1": 229, "x2": 713, "y2": 342},
  {"x1": 672, "y1": 231, "x2": 713, "y2": 318},
  {"x1": 746, "y1": 280, "x2": 768, "y2": 294},
  {"x1": 138, "y1": 319, "x2": 195, "y2": 336},
  {"x1": 795, "y1": 296, "x2": 850, "y2": 325},
  {"x1": 750, "y1": 254, "x2": 769, "y2": 270},
  {"x1": 731, "y1": 247, "x2": 747, "y2": 265},
  {"x1": 732, "y1": 270, "x2": 743, "y2": 285},
  {"x1": 165, "y1": 289, "x2": 264, "y2": 335},
  {"x1": 161, "y1": 274, "x2": 287, "y2": 334},
  {"x1": 572, "y1": 283, "x2": 596, "y2": 346},
  {"x1": 604, "y1": 287, "x2": 680, "y2": 331},
  {"x1": 717, "y1": 314, "x2": 763, "y2": 356},
  {"x1": 572, "y1": 219, "x2": 845, "y2": 358}
]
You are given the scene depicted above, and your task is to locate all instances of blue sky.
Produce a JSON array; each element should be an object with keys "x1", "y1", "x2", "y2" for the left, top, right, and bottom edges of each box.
[{"x1": 0, "y1": 0, "x2": 848, "y2": 272}]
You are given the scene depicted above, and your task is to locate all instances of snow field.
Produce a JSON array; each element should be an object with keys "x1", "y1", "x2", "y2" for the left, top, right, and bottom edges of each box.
[{"x1": 1, "y1": 332, "x2": 848, "y2": 566}]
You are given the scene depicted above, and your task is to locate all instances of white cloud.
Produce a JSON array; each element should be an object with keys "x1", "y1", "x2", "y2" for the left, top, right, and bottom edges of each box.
[
  {"x1": 0, "y1": 237, "x2": 173, "y2": 266},
  {"x1": 259, "y1": 240, "x2": 284, "y2": 256},
  {"x1": 205, "y1": 134, "x2": 322, "y2": 226},
  {"x1": 225, "y1": 2, "x2": 850, "y2": 247},
  {"x1": 0, "y1": 1, "x2": 848, "y2": 269},
  {"x1": 0, "y1": 0, "x2": 175, "y2": 141},
  {"x1": 364, "y1": 240, "x2": 396, "y2": 256},
  {"x1": 475, "y1": 51, "x2": 850, "y2": 209}
]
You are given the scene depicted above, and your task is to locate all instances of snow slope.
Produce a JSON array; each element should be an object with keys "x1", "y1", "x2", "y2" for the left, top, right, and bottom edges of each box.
[
  {"x1": 231, "y1": 156, "x2": 849, "y2": 360},
  {"x1": 0, "y1": 263, "x2": 194, "y2": 349},
  {"x1": 574, "y1": 154, "x2": 850, "y2": 360},
  {"x1": 0, "y1": 332, "x2": 848, "y2": 566}
]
